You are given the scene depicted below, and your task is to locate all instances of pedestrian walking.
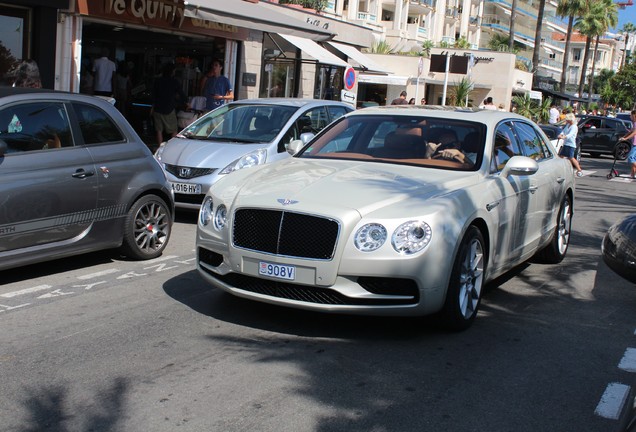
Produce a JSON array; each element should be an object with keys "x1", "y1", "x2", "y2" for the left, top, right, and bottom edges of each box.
[
  {"x1": 391, "y1": 91, "x2": 408, "y2": 105},
  {"x1": 619, "y1": 110, "x2": 636, "y2": 179},
  {"x1": 151, "y1": 62, "x2": 186, "y2": 147},
  {"x1": 558, "y1": 112, "x2": 583, "y2": 177}
]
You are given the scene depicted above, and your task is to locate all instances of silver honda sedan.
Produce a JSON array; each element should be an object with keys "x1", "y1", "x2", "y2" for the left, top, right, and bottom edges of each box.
[{"x1": 154, "y1": 98, "x2": 353, "y2": 210}]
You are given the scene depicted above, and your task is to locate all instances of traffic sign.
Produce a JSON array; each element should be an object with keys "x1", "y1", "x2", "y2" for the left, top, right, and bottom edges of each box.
[{"x1": 343, "y1": 67, "x2": 356, "y2": 91}]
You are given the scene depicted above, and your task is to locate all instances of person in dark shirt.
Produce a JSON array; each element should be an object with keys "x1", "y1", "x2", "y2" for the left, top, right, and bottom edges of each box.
[
  {"x1": 391, "y1": 91, "x2": 408, "y2": 105},
  {"x1": 151, "y1": 62, "x2": 185, "y2": 146}
]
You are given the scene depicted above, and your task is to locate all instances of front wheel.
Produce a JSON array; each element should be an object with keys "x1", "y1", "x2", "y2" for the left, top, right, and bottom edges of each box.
[
  {"x1": 534, "y1": 194, "x2": 572, "y2": 264},
  {"x1": 120, "y1": 194, "x2": 172, "y2": 260},
  {"x1": 440, "y1": 226, "x2": 486, "y2": 331},
  {"x1": 615, "y1": 141, "x2": 631, "y2": 160}
]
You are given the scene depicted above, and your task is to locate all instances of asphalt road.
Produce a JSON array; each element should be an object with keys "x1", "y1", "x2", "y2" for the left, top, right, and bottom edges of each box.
[{"x1": 2, "y1": 155, "x2": 636, "y2": 432}]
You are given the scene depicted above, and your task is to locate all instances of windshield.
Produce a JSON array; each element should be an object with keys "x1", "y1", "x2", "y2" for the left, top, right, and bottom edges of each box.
[
  {"x1": 299, "y1": 115, "x2": 486, "y2": 171},
  {"x1": 179, "y1": 104, "x2": 296, "y2": 143}
]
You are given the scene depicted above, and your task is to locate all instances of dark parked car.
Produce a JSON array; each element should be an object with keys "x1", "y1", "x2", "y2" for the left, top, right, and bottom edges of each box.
[
  {"x1": 578, "y1": 115, "x2": 631, "y2": 159},
  {"x1": 0, "y1": 87, "x2": 174, "y2": 270},
  {"x1": 602, "y1": 215, "x2": 636, "y2": 284}
]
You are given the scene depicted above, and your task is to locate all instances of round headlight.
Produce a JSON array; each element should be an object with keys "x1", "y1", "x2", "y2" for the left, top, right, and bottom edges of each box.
[
  {"x1": 214, "y1": 204, "x2": 227, "y2": 230},
  {"x1": 392, "y1": 221, "x2": 432, "y2": 255},
  {"x1": 199, "y1": 196, "x2": 213, "y2": 226},
  {"x1": 354, "y1": 223, "x2": 387, "y2": 252}
]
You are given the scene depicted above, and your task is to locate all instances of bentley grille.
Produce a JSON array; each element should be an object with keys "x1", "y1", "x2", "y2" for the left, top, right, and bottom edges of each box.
[{"x1": 233, "y1": 209, "x2": 339, "y2": 260}]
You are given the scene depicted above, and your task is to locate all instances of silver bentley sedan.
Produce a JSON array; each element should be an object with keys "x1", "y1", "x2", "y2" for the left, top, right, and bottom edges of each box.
[{"x1": 195, "y1": 106, "x2": 576, "y2": 330}]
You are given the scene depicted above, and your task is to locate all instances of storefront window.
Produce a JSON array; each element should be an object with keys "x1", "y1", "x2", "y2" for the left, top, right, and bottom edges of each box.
[
  {"x1": 314, "y1": 65, "x2": 343, "y2": 100},
  {"x1": 0, "y1": 6, "x2": 29, "y2": 83},
  {"x1": 259, "y1": 34, "x2": 298, "y2": 98}
]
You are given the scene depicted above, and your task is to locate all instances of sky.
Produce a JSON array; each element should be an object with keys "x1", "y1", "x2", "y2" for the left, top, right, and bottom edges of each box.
[{"x1": 614, "y1": 3, "x2": 636, "y2": 32}]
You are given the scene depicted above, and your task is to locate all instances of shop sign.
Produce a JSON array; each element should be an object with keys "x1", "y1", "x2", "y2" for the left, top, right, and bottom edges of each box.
[
  {"x1": 242, "y1": 73, "x2": 257, "y2": 87},
  {"x1": 76, "y1": 0, "x2": 249, "y2": 40}
]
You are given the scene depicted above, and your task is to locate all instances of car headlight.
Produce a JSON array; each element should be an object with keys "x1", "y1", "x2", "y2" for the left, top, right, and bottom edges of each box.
[
  {"x1": 214, "y1": 204, "x2": 227, "y2": 230},
  {"x1": 392, "y1": 221, "x2": 432, "y2": 255},
  {"x1": 354, "y1": 223, "x2": 387, "y2": 252},
  {"x1": 219, "y1": 149, "x2": 267, "y2": 175},
  {"x1": 154, "y1": 143, "x2": 166, "y2": 161},
  {"x1": 200, "y1": 196, "x2": 213, "y2": 226}
]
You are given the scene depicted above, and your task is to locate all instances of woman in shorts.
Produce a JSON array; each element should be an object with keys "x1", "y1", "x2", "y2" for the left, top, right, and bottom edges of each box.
[
  {"x1": 620, "y1": 110, "x2": 636, "y2": 179},
  {"x1": 558, "y1": 112, "x2": 583, "y2": 177}
]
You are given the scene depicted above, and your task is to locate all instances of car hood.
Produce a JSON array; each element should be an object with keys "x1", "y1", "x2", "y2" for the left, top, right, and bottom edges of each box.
[
  {"x1": 216, "y1": 158, "x2": 479, "y2": 217},
  {"x1": 161, "y1": 137, "x2": 269, "y2": 167}
]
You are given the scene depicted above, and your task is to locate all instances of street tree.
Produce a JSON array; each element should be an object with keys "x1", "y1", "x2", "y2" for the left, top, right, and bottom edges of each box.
[
  {"x1": 620, "y1": 22, "x2": 636, "y2": 69},
  {"x1": 531, "y1": 0, "x2": 547, "y2": 74},
  {"x1": 556, "y1": 0, "x2": 589, "y2": 92},
  {"x1": 509, "y1": 0, "x2": 518, "y2": 52},
  {"x1": 584, "y1": 0, "x2": 618, "y2": 105}
]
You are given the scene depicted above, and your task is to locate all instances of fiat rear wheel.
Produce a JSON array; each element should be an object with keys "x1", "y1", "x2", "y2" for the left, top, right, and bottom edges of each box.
[{"x1": 121, "y1": 194, "x2": 172, "y2": 260}]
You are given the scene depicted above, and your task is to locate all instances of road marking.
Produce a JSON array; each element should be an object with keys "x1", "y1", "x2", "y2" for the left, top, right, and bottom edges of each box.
[
  {"x1": 619, "y1": 348, "x2": 636, "y2": 372},
  {"x1": 595, "y1": 382, "x2": 631, "y2": 420},
  {"x1": 146, "y1": 255, "x2": 178, "y2": 263},
  {"x1": 77, "y1": 269, "x2": 120, "y2": 280},
  {"x1": 38, "y1": 289, "x2": 75, "y2": 299},
  {"x1": 117, "y1": 271, "x2": 148, "y2": 279},
  {"x1": 609, "y1": 176, "x2": 635, "y2": 182},
  {"x1": 0, "y1": 284, "x2": 52, "y2": 298},
  {"x1": 72, "y1": 281, "x2": 107, "y2": 290},
  {"x1": 0, "y1": 303, "x2": 30, "y2": 311}
]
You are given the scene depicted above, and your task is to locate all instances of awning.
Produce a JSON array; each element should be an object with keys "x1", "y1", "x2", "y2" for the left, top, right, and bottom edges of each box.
[
  {"x1": 184, "y1": 0, "x2": 334, "y2": 41},
  {"x1": 278, "y1": 34, "x2": 350, "y2": 68},
  {"x1": 358, "y1": 74, "x2": 409, "y2": 86},
  {"x1": 538, "y1": 89, "x2": 587, "y2": 103},
  {"x1": 327, "y1": 41, "x2": 391, "y2": 73}
]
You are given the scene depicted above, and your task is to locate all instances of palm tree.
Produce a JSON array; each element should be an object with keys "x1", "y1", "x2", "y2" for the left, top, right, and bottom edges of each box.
[
  {"x1": 531, "y1": 0, "x2": 547, "y2": 74},
  {"x1": 512, "y1": 93, "x2": 536, "y2": 120},
  {"x1": 509, "y1": 0, "x2": 518, "y2": 52},
  {"x1": 556, "y1": 0, "x2": 588, "y2": 92},
  {"x1": 581, "y1": 0, "x2": 618, "y2": 105},
  {"x1": 575, "y1": 11, "x2": 595, "y2": 97},
  {"x1": 449, "y1": 78, "x2": 473, "y2": 107},
  {"x1": 370, "y1": 40, "x2": 394, "y2": 54},
  {"x1": 620, "y1": 23, "x2": 636, "y2": 69}
]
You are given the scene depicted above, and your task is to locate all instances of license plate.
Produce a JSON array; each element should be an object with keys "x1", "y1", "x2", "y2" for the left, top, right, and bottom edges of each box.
[
  {"x1": 171, "y1": 182, "x2": 201, "y2": 194},
  {"x1": 259, "y1": 261, "x2": 295, "y2": 280}
]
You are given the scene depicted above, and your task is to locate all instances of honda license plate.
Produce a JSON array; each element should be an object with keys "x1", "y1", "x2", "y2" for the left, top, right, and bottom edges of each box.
[
  {"x1": 259, "y1": 261, "x2": 296, "y2": 280},
  {"x1": 171, "y1": 182, "x2": 201, "y2": 194}
]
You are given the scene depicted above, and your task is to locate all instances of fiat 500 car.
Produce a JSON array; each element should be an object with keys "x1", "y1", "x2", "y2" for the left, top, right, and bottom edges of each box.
[
  {"x1": 196, "y1": 106, "x2": 576, "y2": 330},
  {"x1": 0, "y1": 87, "x2": 174, "y2": 271},
  {"x1": 154, "y1": 98, "x2": 353, "y2": 210}
]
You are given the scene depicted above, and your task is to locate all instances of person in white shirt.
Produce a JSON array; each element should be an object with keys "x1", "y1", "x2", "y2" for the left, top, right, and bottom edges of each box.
[
  {"x1": 482, "y1": 97, "x2": 497, "y2": 110},
  {"x1": 93, "y1": 48, "x2": 116, "y2": 97},
  {"x1": 549, "y1": 104, "x2": 559, "y2": 124}
]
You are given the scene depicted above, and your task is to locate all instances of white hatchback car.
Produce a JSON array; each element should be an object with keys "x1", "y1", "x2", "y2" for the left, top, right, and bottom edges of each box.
[
  {"x1": 196, "y1": 106, "x2": 576, "y2": 330},
  {"x1": 154, "y1": 98, "x2": 353, "y2": 210}
]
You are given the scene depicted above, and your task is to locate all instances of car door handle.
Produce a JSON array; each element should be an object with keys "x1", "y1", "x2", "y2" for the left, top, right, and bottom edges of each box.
[
  {"x1": 529, "y1": 185, "x2": 538, "y2": 194},
  {"x1": 556, "y1": 177, "x2": 565, "y2": 184},
  {"x1": 72, "y1": 169, "x2": 95, "y2": 179}
]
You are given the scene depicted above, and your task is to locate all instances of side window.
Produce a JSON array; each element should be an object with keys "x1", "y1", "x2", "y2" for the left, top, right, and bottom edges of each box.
[
  {"x1": 582, "y1": 118, "x2": 601, "y2": 129},
  {"x1": 491, "y1": 122, "x2": 523, "y2": 173},
  {"x1": 327, "y1": 106, "x2": 349, "y2": 122},
  {"x1": 605, "y1": 119, "x2": 621, "y2": 130},
  {"x1": 515, "y1": 122, "x2": 550, "y2": 161},
  {"x1": 303, "y1": 106, "x2": 329, "y2": 133},
  {"x1": 72, "y1": 103, "x2": 125, "y2": 145},
  {"x1": 0, "y1": 102, "x2": 72, "y2": 153}
]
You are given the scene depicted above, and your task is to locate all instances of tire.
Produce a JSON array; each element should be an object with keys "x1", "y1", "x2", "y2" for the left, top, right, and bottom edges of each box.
[
  {"x1": 535, "y1": 194, "x2": 572, "y2": 264},
  {"x1": 120, "y1": 194, "x2": 172, "y2": 260},
  {"x1": 589, "y1": 152, "x2": 601, "y2": 158},
  {"x1": 615, "y1": 141, "x2": 631, "y2": 160},
  {"x1": 440, "y1": 226, "x2": 486, "y2": 331}
]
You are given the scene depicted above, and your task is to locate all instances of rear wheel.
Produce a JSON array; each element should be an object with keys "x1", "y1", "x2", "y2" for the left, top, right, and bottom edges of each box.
[
  {"x1": 120, "y1": 194, "x2": 172, "y2": 260},
  {"x1": 616, "y1": 141, "x2": 631, "y2": 160},
  {"x1": 440, "y1": 226, "x2": 485, "y2": 331}
]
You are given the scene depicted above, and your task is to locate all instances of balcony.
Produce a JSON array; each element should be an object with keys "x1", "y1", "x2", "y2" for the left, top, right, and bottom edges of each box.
[
  {"x1": 445, "y1": 7, "x2": 459, "y2": 19},
  {"x1": 410, "y1": 0, "x2": 435, "y2": 9},
  {"x1": 441, "y1": 35, "x2": 456, "y2": 45},
  {"x1": 406, "y1": 22, "x2": 428, "y2": 41},
  {"x1": 357, "y1": 12, "x2": 378, "y2": 22},
  {"x1": 469, "y1": 16, "x2": 481, "y2": 26}
]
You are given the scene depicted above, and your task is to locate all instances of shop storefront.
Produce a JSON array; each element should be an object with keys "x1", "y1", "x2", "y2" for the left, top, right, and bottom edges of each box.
[
  {"x1": 54, "y1": 0, "x2": 338, "y2": 142},
  {"x1": 0, "y1": 0, "x2": 69, "y2": 88}
]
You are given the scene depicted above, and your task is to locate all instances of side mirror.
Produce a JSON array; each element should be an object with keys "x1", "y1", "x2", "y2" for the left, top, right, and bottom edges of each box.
[
  {"x1": 287, "y1": 139, "x2": 305, "y2": 155},
  {"x1": 500, "y1": 156, "x2": 539, "y2": 178},
  {"x1": 300, "y1": 132, "x2": 315, "y2": 144}
]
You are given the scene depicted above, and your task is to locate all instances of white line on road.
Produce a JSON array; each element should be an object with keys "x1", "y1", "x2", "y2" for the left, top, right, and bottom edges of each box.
[
  {"x1": 0, "y1": 285, "x2": 52, "y2": 298},
  {"x1": 619, "y1": 348, "x2": 636, "y2": 373},
  {"x1": 76, "y1": 269, "x2": 120, "y2": 280},
  {"x1": 595, "y1": 382, "x2": 631, "y2": 420}
]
